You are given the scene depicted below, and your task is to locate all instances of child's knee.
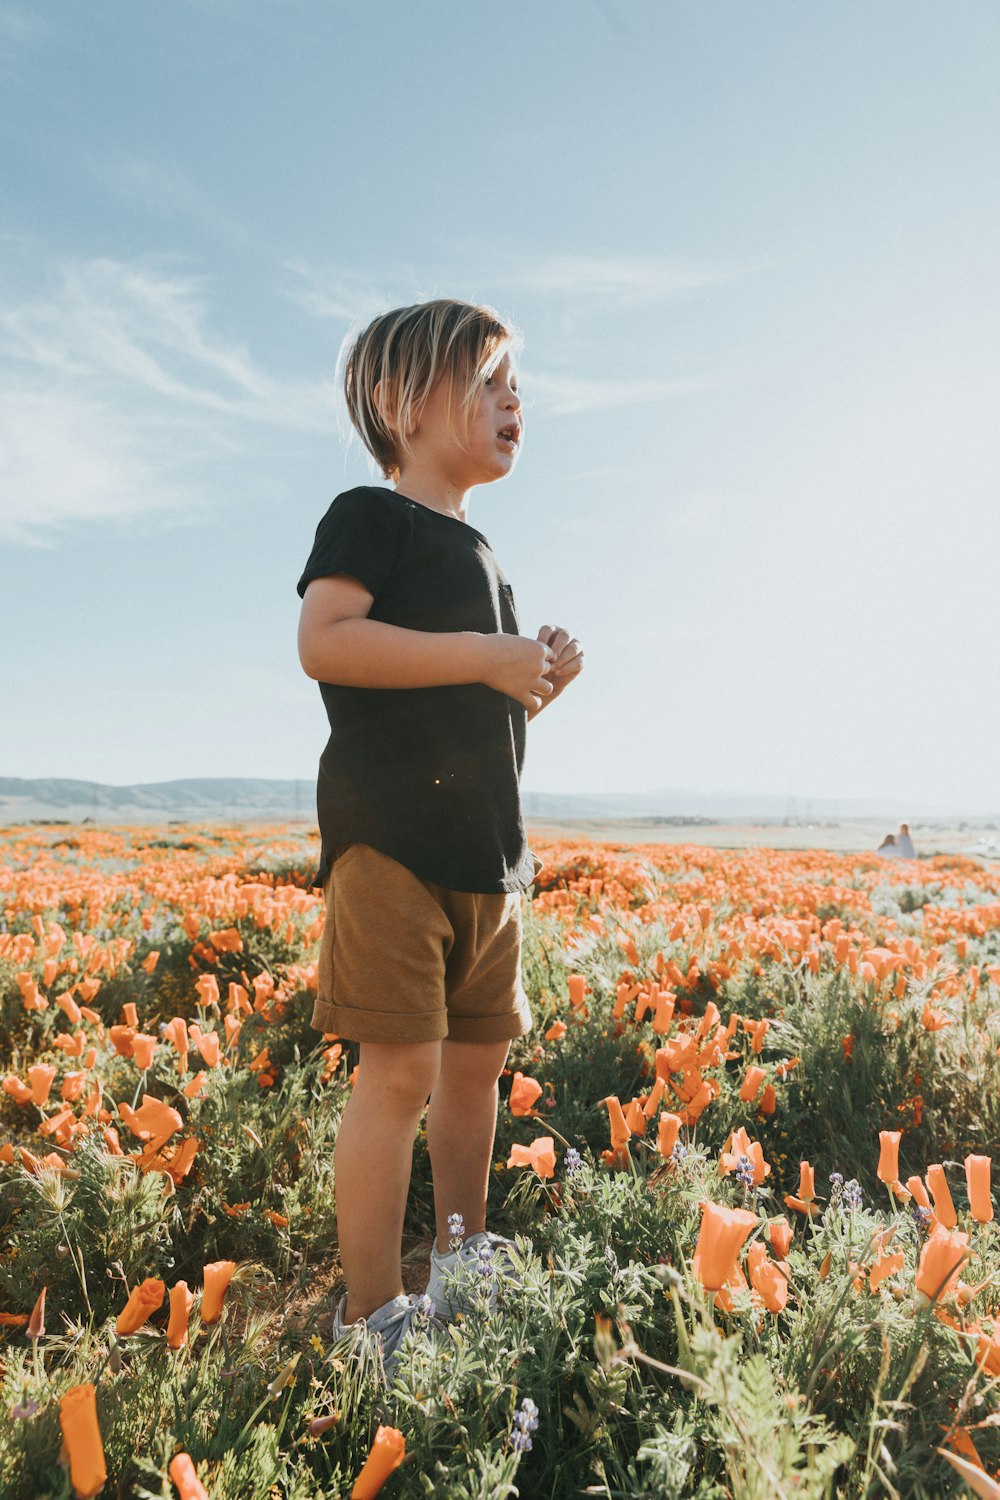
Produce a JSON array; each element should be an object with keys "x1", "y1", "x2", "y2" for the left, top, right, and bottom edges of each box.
[{"x1": 358, "y1": 1038, "x2": 441, "y2": 1106}]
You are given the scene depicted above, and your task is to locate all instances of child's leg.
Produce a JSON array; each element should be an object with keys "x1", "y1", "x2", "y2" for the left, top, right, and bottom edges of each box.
[
  {"x1": 425, "y1": 1037, "x2": 512, "y2": 1255},
  {"x1": 335, "y1": 1038, "x2": 441, "y2": 1322}
]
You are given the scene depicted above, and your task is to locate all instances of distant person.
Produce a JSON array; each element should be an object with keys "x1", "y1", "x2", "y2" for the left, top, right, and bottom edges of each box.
[
  {"x1": 296, "y1": 299, "x2": 584, "y2": 1381},
  {"x1": 895, "y1": 823, "x2": 916, "y2": 859},
  {"x1": 877, "y1": 833, "x2": 901, "y2": 859}
]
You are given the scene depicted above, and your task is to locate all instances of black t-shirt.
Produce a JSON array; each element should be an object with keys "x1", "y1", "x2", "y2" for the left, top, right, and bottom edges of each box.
[{"x1": 297, "y1": 485, "x2": 538, "y2": 894}]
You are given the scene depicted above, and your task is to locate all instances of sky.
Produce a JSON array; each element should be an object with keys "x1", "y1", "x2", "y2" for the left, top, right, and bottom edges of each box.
[{"x1": 2, "y1": 0, "x2": 998, "y2": 814}]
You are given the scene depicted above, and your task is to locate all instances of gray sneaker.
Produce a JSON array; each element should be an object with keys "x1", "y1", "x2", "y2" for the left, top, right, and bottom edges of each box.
[{"x1": 330, "y1": 1291, "x2": 447, "y2": 1385}]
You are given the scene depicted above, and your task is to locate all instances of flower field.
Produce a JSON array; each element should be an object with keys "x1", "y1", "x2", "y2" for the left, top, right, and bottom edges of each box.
[{"x1": 1, "y1": 824, "x2": 998, "y2": 1499}]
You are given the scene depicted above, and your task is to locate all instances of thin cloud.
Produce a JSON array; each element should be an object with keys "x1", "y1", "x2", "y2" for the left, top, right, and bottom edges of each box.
[
  {"x1": 505, "y1": 251, "x2": 777, "y2": 306},
  {"x1": 90, "y1": 150, "x2": 245, "y2": 246},
  {"x1": 523, "y1": 369, "x2": 724, "y2": 416},
  {"x1": 0, "y1": 251, "x2": 337, "y2": 539},
  {"x1": 0, "y1": 388, "x2": 193, "y2": 543},
  {"x1": 282, "y1": 259, "x2": 399, "y2": 322}
]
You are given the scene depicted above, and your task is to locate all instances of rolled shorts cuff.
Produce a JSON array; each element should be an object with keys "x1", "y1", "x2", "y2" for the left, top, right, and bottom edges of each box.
[
  {"x1": 309, "y1": 999, "x2": 450, "y2": 1044},
  {"x1": 445, "y1": 994, "x2": 534, "y2": 1044}
]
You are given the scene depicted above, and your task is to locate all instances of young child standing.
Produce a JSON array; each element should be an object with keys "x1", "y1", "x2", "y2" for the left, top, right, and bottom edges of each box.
[{"x1": 296, "y1": 299, "x2": 583, "y2": 1381}]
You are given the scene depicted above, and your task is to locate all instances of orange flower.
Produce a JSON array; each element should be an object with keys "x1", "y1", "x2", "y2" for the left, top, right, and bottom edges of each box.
[
  {"x1": 59, "y1": 1383, "x2": 107, "y2": 1499},
  {"x1": 746, "y1": 1241, "x2": 788, "y2": 1313},
  {"x1": 915, "y1": 1225, "x2": 970, "y2": 1305},
  {"x1": 798, "y1": 1161, "x2": 815, "y2": 1201},
  {"x1": 507, "y1": 1135, "x2": 556, "y2": 1180},
  {"x1": 768, "y1": 1217, "x2": 793, "y2": 1260},
  {"x1": 566, "y1": 974, "x2": 587, "y2": 1009},
  {"x1": 164, "y1": 1137, "x2": 200, "y2": 1184},
  {"x1": 974, "y1": 1317, "x2": 1000, "y2": 1379},
  {"x1": 2, "y1": 1074, "x2": 33, "y2": 1105},
  {"x1": 140, "y1": 950, "x2": 160, "y2": 974},
  {"x1": 168, "y1": 1452, "x2": 208, "y2": 1500},
  {"x1": 921, "y1": 1001, "x2": 952, "y2": 1031},
  {"x1": 719, "y1": 1126, "x2": 770, "y2": 1187},
  {"x1": 509, "y1": 1072, "x2": 543, "y2": 1118},
  {"x1": 108, "y1": 1025, "x2": 136, "y2": 1058},
  {"x1": 27, "y1": 1064, "x2": 56, "y2": 1106},
  {"x1": 27, "y1": 1285, "x2": 46, "y2": 1339},
  {"x1": 965, "y1": 1155, "x2": 994, "y2": 1224},
  {"x1": 876, "y1": 1130, "x2": 901, "y2": 1185},
  {"x1": 194, "y1": 974, "x2": 221, "y2": 1007},
  {"x1": 544, "y1": 1020, "x2": 567, "y2": 1041},
  {"x1": 603, "y1": 1095, "x2": 632, "y2": 1152},
  {"x1": 870, "y1": 1248, "x2": 905, "y2": 1292},
  {"x1": 200, "y1": 1260, "x2": 238, "y2": 1324},
  {"x1": 116, "y1": 1277, "x2": 165, "y2": 1335},
  {"x1": 163, "y1": 1018, "x2": 190, "y2": 1070},
  {"x1": 784, "y1": 1159, "x2": 818, "y2": 1216},
  {"x1": 351, "y1": 1424, "x2": 406, "y2": 1499},
  {"x1": 189, "y1": 1026, "x2": 221, "y2": 1068},
  {"x1": 657, "y1": 1111, "x2": 682, "y2": 1159},
  {"x1": 739, "y1": 1065, "x2": 766, "y2": 1103},
  {"x1": 131, "y1": 1033, "x2": 159, "y2": 1071},
  {"x1": 167, "y1": 1282, "x2": 194, "y2": 1349},
  {"x1": 926, "y1": 1163, "x2": 958, "y2": 1230},
  {"x1": 691, "y1": 1201, "x2": 758, "y2": 1292},
  {"x1": 119, "y1": 1095, "x2": 183, "y2": 1142}
]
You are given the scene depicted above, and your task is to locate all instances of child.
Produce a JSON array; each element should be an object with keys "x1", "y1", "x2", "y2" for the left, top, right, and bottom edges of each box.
[{"x1": 296, "y1": 298, "x2": 583, "y2": 1381}]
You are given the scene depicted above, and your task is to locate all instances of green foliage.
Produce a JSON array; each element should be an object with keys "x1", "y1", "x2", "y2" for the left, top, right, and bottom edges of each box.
[{"x1": 1, "y1": 828, "x2": 998, "y2": 1497}]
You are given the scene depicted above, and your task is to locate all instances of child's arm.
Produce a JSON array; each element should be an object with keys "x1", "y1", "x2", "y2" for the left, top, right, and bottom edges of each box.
[
  {"x1": 526, "y1": 624, "x2": 584, "y2": 722},
  {"x1": 298, "y1": 574, "x2": 557, "y2": 711}
]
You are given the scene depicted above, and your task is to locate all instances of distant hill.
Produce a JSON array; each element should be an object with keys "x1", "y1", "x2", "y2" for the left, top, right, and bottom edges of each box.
[{"x1": 1, "y1": 776, "x2": 996, "y2": 827}]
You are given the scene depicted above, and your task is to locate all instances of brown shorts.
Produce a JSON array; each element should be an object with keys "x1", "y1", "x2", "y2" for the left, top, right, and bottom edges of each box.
[{"x1": 311, "y1": 843, "x2": 543, "y2": 1045}]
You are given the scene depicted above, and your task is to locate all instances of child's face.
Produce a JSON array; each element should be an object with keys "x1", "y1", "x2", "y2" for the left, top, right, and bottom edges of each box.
[{"x1": 412, "y1": 348, "x2": 523, "y2": 486}]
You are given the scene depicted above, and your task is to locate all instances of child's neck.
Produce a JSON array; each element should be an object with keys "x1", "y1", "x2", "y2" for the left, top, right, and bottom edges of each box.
[{"x1": 392, "y1": 465, "x2": 472, "y2": 525}]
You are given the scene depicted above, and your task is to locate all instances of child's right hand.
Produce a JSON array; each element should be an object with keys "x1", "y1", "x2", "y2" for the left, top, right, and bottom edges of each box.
[{"x1": 479, "y1": 634, "x2": 557, "y2": 711}]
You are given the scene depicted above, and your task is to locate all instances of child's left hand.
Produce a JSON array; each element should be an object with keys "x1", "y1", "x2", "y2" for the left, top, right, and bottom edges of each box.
[{"x1": 531, "y1": 625, "x2": 583, "y2": 714}]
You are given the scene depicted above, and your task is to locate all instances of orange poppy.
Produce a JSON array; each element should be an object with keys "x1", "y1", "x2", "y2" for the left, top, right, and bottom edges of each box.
[
  {"x1": 131, "y1": 1033, "x2": 159, "y2": 1071},
  {"x1": 870, "y1": 1248, "x2": 905, "y2": 1293},
  {"x1": 168, "y1": 1452, "x2": 208, "y2": 1500},
  {"x1": 926, "y1": 1164, "x2": 958, "y2": 1230},
  {"x1": 965, "y1": 1155, "x2": 993, "y2": 1224},
  {"x1": 603, "y1": 1095, "x2": 632, "y2": 1152},
  {"x1": 507, "y1": 1136, "x2": 556, "y2": 1180},
  {"x1": 719, "y1": 1127, "x2": 770, "y2": 1187},
  {"x1": 116, "y1": 1278, "x2": 166, "y2": 1335},
  {"x1": 167, "y1": 1282, "x2": 195, "y2": 1350},
  {"x1": 27, "y1": 1064, "x2": 56, "y2": 1107},
  {"x1": 58, "y1": 1383, "x2": 107, "y2": 1499},
  {"x1": 746, "y1": 1241, "x2": 788, "y2": 1313},
  {"x1": 739, "y1": 1065, "x2": 766, "y2": 1103},
  {"x1": 768, "y1": 1217, "x2": 793, "y2": 1260},
  {"x1": 657, "y1": 1111, "x2": 682, "y2": 1158},
  {"x1": 27, "y1": 1286, "x2": 46, "y2": 1339},
  {"x1": 509, "y1": 1072, "x2": 543, "y2": 1117},
  {"x1": 200, "y1": 1261, "x2": 238, "y2": 1324},
  {"x1": 691, "y1": 1201, "x2": 758, "y2": 1292},
  {"x1": 876, "y1": 1130, "x2": 901, "y2": 1185},
  {"x1": 915, "y1": 1225, "x2": 970, "y2": 1304},
  {"x1": 351, "y1": 1424, "x2": 406, "y2": 1499},
  {"x1": 567, "y1": 974, "x2": 587, "y2": 1009}
]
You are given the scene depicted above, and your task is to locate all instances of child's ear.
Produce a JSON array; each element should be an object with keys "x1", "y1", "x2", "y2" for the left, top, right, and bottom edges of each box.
[{"x1": 373, "y1": 379, "x2": 397, "y2": 432}]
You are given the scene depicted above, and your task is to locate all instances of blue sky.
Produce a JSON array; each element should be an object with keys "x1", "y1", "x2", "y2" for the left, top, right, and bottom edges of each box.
[{"x1": 2, "y1": 0, "x2": 998, "y2": 812}]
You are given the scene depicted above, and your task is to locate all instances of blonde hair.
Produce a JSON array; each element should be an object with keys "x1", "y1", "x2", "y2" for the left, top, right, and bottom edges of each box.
[{"x1": 340, "y1": 299, "x2": 522, "y2": 483}]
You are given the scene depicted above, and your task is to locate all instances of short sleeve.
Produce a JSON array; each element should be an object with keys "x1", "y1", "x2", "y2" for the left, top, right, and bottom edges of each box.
[{"x1": 296, "y1": 488, "x2": 404, "y2": 600}]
